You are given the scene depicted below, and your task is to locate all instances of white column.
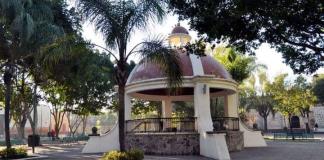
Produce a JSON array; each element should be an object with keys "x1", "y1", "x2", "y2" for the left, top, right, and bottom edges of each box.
[
  {"x1": 195, "y1": 83, "x2": 230, "y2": 160},
  {"x1": 162, "y1": 99, "x2": 172, "y2": 118},
  {"x1": 124, "y1": 94, "x2": 132, "y2": 121},
  {"x1": 224, "y1": 93, "x2": 238, "y2": 117},
  {"x1": 194, "y1": 83, "x2": 213, "y2": 132}
]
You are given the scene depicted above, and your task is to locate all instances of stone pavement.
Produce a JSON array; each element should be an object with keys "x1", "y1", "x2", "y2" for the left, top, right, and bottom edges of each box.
[
  {"x1": 231, "y1": 141, "x2": 324, "y2": 160},
  {"x1": 28, "y1": 140, "x2": 324, "y2": 160}
]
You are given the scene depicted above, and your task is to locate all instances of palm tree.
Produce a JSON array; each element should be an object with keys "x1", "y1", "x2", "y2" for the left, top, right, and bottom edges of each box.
[
  {"x1": 244, "y1": 71, "x2": 276, "y2": 131},
  {"x1": 213, "y1": 46, "x2": 266, "y2": 83},
  {"x1": 77, "y1": 0, "x2": 182, "y2": 151},
  {"x1": 0, "y1": 0, "x2": 35, "y2": 149},
  {"x1": 0, "y1": 0, "x2": 66, "y2": 149}
]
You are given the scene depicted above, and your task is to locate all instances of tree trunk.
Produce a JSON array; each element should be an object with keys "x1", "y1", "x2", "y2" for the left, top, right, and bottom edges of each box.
[
  {"x1": 306, "y1": 112, "x2": 310, "y2": 133},
  {"x1": 32, "y1": 84, "x2": 38, "y2": 135},
  {"x1": 81, "y1": 115, "x2": 88, "y2": 136},
  {"x1": 263, "y1": 116, "x2": 268, "y2": 131},
  {"x1": 288, "y1": 114, "x2": 295, "y2": 140},
  {"x1": 16, "y1": 121, "x2": 27, "y2": 141},
  {"x1": 4, "y1": 69, "x2": 12, "y2": 149},
  {"x1": 116, "y1": 55, "x2": 127, "y2": 151},
  {"x1": 67, "y1": 112, "x2": 72, "y2": 136},
  {"x1": 118, "y1": 85, "x2": 125, "y2": 151}
]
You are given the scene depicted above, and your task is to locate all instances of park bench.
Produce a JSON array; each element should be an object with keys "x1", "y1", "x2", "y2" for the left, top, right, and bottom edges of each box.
[{"x1": 0, "y1": 139, "x2": 25, "y2": 146}]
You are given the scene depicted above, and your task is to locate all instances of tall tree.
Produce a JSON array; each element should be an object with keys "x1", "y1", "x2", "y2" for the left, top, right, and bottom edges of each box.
[
  {"x1": 241, "y1": 71, "x2": 275, "y2": 130},
  {"x1": 248, "y1": 94, "x2": 275, "y2": 131},
  {"x1": 0, "y1": 0, "x2": 59, "y2": 148},
  {"x1": 265, "y1": 74, "x2": 316, "y2": 134},
  {"x1": 313, "y1": 74, "x2": 324, "y2": 105},
  {"x1": 76, "y1": 0, "x2": 183, "y2": 151},
  {"x1": 168, "y1": 0, "x2": 324, "y2": 73},
  {"x1": 293, "y1": 75, "x2": 316, "y2": 129},
  {"x1": 43, "y1": 81, "x2": 68, "y2": 138},
  {"x1": 11, "y1": 69, "x2": 33, "y2": 140},
  {"x1": 0, "y1": 0, "x2": 78, "y2": 149}
]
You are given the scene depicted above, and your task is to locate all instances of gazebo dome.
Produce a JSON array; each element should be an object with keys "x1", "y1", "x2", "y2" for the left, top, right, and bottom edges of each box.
[
  {"x1": 168, "y1": 23, "x2": 191, "y2": 47},
  {"x1": 171, "y1": 23, "x2": 189, "y2": 34},
  {"x1": 127, "y1": 52, "x2": 232, "y2": 84}
]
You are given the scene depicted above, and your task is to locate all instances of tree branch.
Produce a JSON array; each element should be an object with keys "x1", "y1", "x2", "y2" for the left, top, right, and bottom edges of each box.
[
  {"x1": 278, "y1": 34, "x2": 324, "y2": 52},
  {"x1": 125, "y1": 42, "x2": 146, "y2": 60}
]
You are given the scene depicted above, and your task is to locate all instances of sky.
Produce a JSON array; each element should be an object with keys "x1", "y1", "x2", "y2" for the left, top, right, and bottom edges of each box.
[{"x1": 81, "y1": 13, "x2": 324, "y2": 82}]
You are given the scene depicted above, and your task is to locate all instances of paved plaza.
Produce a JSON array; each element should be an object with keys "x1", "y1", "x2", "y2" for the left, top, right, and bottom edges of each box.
[{"x1": 28, "y1": 140, "x2": 324, "y2": 160}]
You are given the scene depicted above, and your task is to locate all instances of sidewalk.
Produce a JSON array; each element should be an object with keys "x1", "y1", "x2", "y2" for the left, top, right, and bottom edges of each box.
[{"x1": 24, "y1": 140, "x2": 324, "y2": 160}]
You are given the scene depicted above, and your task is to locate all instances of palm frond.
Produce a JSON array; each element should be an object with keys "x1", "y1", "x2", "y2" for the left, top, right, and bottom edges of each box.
[
  {"x1": 76, "y1": 0, "x2": 118, "y2": 49},
  {"x1": 26, "y1": 0, "x2": 54, "y2": 23},
  {"x1": 136, "y1": 36, "x2": 182, "y2": 92},
  {"x1": 40, "y1": 34, "x2": 89, "y2": 73},
  {"x1": 128, "y1": 0, "x2": 166, "y2": 34},
  {"x1": 10, "y1": 12, "x2": 34, "y2": 42},
  {"x1": 77, "y1": 0, "x2": 166, "y2": 51},
  {"x1": 0, "y1": 0, "x2": 23, "y2": 21}
]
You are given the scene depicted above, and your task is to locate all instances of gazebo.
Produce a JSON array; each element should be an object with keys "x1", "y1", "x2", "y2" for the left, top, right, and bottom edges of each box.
[{"x1": 82, "y1": 24, "x2": 266, "y2": 160}]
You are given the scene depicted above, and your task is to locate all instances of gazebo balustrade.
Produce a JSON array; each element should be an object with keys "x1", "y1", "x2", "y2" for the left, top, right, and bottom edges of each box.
[
  {"x1": 126, "y1": 117, "x2": 197, "y2": 133},
  {"x1": 212, "y1": 117, "x2": 240, "y2": 132}
]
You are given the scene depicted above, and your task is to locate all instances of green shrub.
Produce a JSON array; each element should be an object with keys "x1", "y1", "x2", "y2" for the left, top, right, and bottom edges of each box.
[
  {"x1": 15, "y1": 147, "x2": 28, "y2": 157},
  {"x1": 101, "y1": 149, "x2": 144, "y2": 160},
  {"x1": 101, "y1": 150, "x2": 128, "y2": 160},
  {"x1": 127, "y1": 149, "x2": 144, "y2": 160},
  {"x1": 0, "y1": 147, "x2": 28, "y2": 159}
]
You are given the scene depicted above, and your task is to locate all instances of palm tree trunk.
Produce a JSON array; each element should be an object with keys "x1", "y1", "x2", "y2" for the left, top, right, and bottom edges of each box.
[
  {"x1": 4, "y1": 69, "x2": 12, "y2": 149},
  {"x1": 118, "y1": 84, "x2": 126, "y2": 151},
  {"x1": 116, "y1": 50, "x2": 127, "y2": 151}
]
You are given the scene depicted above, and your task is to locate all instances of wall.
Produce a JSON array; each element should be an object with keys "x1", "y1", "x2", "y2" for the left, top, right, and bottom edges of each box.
[
  {"x1": 126, "y1": 133, "x2": 199, "y2": 155},
  {"x1": 245, "y1": 109, "x2": 310, "y2": 130},
  {"x1": 225, "y1": 131, "x2": 244, "y2": 152}
]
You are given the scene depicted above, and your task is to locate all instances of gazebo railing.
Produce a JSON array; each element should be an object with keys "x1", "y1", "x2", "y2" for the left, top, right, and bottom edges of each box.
[
  {"x1": 212, "y1": 117, "x2": 239, "y2": 131},
  {"x1": 126, "y1": 117, "x2": 197, "y2": 133}
]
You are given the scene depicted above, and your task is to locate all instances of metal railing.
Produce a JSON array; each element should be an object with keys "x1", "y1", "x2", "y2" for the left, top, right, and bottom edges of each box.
[
  {"x1": 212, "y1": 117, "x2": 239, "y2": 131},
  {"x1": 126, "y1": 117, "x2": 197, "y2": 133}
]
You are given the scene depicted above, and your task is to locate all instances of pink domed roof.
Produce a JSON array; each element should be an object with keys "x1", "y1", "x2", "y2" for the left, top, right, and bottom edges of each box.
[
  {"x1": 127, "y1": 52, "x2": 232, "y2": 84},
  {"x1": 171, "y1": 23, "x2": 189, "y2": 35}
]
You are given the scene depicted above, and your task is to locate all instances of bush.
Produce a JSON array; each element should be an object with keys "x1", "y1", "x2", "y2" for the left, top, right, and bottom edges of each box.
[
  {"x1": 127, "y1": 149, "x2": 144, "y2": 160},
  {"x1": 0, "y1": 147, "x2": 28, "y2": 159},
  {"x1": 101, "y1": 149, "x2": 144, "y2": 160}
]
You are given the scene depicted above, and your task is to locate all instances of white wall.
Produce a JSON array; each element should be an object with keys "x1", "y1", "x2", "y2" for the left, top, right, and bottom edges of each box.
[{"x1": 82, "y1": 124, "x2": 120, "y2": 153}]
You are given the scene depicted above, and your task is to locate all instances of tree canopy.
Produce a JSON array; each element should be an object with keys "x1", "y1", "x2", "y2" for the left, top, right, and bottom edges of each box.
[
  {"x1": 313, "y1": 74, "x2": 324, "y2": 105},
  {"x1": 265, "y1": 74, "x2": 316, "y2": 120},
  {"x1": 168, "y1": 0, "x2": 324, "y2": 73},
  {"x1": 213, "y1": 47, "x2": 265, "y2": 83}
]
